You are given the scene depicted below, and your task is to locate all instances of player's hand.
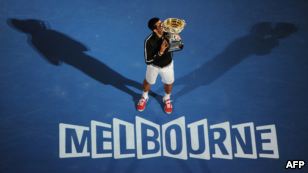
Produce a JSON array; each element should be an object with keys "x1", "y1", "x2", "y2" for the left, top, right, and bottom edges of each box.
[{"x1": 160, "y1": 39, "x2": 169, "y2": 54}]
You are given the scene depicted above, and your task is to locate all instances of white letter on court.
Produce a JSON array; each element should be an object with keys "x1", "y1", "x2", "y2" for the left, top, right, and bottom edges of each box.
[
  {"x1": 210, "y1": 122, "x2": 233, "y2": 159},
  {"x1": 59, "y1": 123, "x2": 90, "y2": 158},
  {"x1": 91, "y1": 120, "x2": 113, "y2": 158},
  {"x1": 187, "y1": 118, "x2": 210, "y2": 160},
  {"x1": 136, "y1": 116, "x2": 161, "y2": 159},
  {"x1": 113, "y1": 118, "x2": 135, "y2": 159},
  {"x1": 162, "y1": 116, "x2": 188, "y2": 160},
  {"x1": 232, "y1": 122, "x2": 257, "y2": 159},
  {"x1": 256, "y1": 124, "x2": 279, "y2": 159}
]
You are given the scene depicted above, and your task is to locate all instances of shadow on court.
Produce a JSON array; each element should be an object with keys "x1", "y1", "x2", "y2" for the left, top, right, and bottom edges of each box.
[
  {"x1": 7, "y1": 18, "x2": 162, "y2": 105},
  {"x1": 175, "y1": 22, "x2": 298, "y2": 99}
]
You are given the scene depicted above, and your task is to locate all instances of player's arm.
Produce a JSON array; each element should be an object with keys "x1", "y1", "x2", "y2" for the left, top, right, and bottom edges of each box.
[
  {"x1": 145, "y1": 41, "x2": 158, "y2": 64},
  {"x1": 159, "y1": 39, "x2": 169, "y2": 55},
  {"x1": 144, "y1": 39, "x2": 169, "y2": 64}
]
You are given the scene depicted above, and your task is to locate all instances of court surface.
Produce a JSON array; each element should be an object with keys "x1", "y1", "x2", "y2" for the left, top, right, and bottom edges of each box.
[{"x1": 1, "y1": 0, "x2": 308, "y2": 172}]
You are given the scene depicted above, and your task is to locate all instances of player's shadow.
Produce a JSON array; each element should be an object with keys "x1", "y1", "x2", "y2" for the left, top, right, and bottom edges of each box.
[
  {"x1": 175, "y1": 22, "x2": 298, "y2": 98},
  {"x1": 7, "y1": 18, "x2": 158, "y2": 104}
]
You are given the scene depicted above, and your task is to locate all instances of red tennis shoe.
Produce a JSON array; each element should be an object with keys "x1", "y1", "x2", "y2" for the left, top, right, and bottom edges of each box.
[
  {"x1": 137, "y1": 97, "x2": 148, "y2": 112},
  {"x1": 164, "y1": 99, "x2": 173, "y2": 114}
]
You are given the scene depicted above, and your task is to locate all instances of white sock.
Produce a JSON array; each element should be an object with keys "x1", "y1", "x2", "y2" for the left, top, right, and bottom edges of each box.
[
  {"x1": 142, "y1": 91, "x2": 149, "y2": 100},
  {"x1": 163, "y1": 93, "x2": 171, "y2": 101}
]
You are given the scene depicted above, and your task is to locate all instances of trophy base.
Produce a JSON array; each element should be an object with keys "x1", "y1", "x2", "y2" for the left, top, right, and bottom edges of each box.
[
  {"x1": 168, "y1": 40, "x2": 184, "y2": 52},
  {"x1": 165, "y1": 33, "x2": 184, "y2": 52}
]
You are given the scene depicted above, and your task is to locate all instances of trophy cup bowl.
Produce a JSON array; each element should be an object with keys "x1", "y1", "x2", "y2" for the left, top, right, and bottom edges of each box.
[{"x1": 162, "y1": 18, "x2": 186, "y2": 52}]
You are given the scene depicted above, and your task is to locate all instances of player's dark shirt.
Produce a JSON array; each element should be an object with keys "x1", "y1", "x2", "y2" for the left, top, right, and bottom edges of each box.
[{"x1": 144, "y1": 32, "x2": 172, "y2": 68}]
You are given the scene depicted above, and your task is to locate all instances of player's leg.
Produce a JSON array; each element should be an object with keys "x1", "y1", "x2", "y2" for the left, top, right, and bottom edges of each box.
[
  {"x1": 142, "y1": 79, "x2": 151, "y2": 99},
  {"x1": 160, "y1": 61, "x2": 174, "y2": 114},
  {"x1": 137, "y1": 65, "x2": 159, "y2": 112},
  {"x1": 164, "y1": 83, "x2": 173, "y2": 100}
]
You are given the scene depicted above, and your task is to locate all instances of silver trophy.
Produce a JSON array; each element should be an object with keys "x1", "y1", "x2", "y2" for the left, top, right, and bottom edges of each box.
[{"x1": 162, "y1": 18, "x2": 186, "y2": 52}]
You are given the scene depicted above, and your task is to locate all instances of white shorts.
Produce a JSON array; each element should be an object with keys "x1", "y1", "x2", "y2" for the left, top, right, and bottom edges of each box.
[{"x1": 145, "y1": 61, "x2": 174, "y2": 85}]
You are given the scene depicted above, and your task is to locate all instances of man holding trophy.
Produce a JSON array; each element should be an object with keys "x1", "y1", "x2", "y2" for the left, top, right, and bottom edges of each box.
[{"x1": 137, "y1": 17, "x2": 186, "y2": 114}]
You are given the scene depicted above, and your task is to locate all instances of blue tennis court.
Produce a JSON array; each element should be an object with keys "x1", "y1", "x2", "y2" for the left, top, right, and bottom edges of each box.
[{"x1": 1, "y1": 0, "x2": 308, "y2": 172}]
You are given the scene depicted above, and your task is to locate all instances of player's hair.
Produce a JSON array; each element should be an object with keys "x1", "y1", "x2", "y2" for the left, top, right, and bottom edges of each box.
[{"x1": 148, "y1": 17, "x2": 160, "y2": 31}]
